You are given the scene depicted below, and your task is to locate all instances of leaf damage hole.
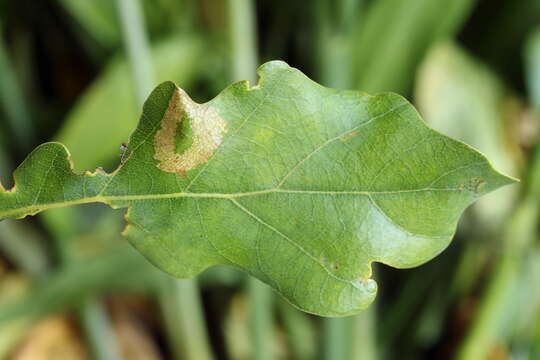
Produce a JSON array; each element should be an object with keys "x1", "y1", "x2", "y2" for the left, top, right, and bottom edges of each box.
[{"x1": 153, "y1": 87, "x2": 227, "y2": 176}]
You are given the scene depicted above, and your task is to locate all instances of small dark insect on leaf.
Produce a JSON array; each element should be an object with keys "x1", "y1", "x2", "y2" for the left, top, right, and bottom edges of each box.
[{"x1": 120, "y1": 142, "x2": 128, "y2": 163}]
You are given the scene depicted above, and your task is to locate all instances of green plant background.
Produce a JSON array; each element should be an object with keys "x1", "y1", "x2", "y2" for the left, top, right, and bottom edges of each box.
[{"x1": 0, "y1": 0, "x2": 538, "y2": 359}]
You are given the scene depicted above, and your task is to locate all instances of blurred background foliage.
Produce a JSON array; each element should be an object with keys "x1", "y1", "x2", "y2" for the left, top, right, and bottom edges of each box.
[{"x1": 0, "y1": 0, "x2": 539, "y2": 359}]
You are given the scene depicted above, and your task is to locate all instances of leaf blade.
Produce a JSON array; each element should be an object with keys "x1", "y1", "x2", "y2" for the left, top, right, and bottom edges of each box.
[{"x1": 0, "y1": 61, "x2": 515, "y2": 316}]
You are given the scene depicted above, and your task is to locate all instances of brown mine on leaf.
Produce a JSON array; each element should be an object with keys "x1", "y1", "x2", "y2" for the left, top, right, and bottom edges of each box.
[{"x1": 153, "y1": 87, "x2": 227, "y2": 176}]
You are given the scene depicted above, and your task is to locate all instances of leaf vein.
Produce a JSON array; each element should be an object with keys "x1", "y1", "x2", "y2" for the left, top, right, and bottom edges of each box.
[
  {"x1": 277, "y1": 102, "x2": 408, "y2": 188},
  {"x1": 229, "y1": 198, "x2": 354, "y2": 286}
]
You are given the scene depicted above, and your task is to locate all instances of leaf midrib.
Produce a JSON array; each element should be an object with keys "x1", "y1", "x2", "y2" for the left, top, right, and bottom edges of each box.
[{"x1": 1, "y1": 187, "x2": 464, "y2": 219}]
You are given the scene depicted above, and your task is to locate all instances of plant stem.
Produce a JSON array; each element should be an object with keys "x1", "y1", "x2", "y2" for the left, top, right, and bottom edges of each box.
[
  {"x1": 227, "y1": 1, "x2": 274, "y2": 359},
  {"x1": 278, "y1": 300, "x2": 316, "y2": 360},
  {"x1": 115, "y1": 0, "x2": 155, "y2": 104},
  {"x1": 158, "y1": 276, "x2": 213, "y2": 360},
  {"x1": 456, "y1": 199, "x2": 538, "y2": 360},
  {"x1": 0, "y1": 220, "x2": 48, "y2": 279},
  {"x1": 247, "y1": 279, "x2": 273, "y2": 360},
  {"x1": 322, "y1": 316, "x2": 352, "y2": 359},
  {"x1": 351, "y1": 306, "x2": 377, "y2": 360},
  {"x1": 79, "y1": 297, "x2": 123, "y2": 360},
  {"x1": 228, "y1": 0, "x2": 258, "y2": 84},
  {"x1": 115, "y1": 1, "x2": 213, "y2": 358},
  {"x1": 315, "y1": 0, "x2": 362, "y2": 89}
]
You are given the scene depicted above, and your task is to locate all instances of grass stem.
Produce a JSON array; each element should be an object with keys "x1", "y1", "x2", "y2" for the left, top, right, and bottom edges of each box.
[
  {"x1": 0, "y1": 23, "x2": 34, "y2": 150},
  {"x1": 79, "y1": 297, "x2": 123, "y2": 360}
]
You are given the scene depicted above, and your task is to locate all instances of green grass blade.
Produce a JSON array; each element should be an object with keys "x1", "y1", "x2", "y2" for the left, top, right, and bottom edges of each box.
[
  {"x1": 228, "y1": 0, "x2": 259, "y2": 85},
  {"x1": 115, "y1": 0, "x2": 156, "y2": 104},
  {"x1": 278, "y1": 299, "x2": 316, "y2": 360},
  {"x1": 79, "y1": 297, "x2": 123, "y2": 360},
  {"x1": 0, "y1": 23, "x2": 34, "y2": 149},
  {"x1": 353, "y1": 0, "x2": 477, "y2": 94},
  {"x1": 58, "y1": 0, "x2": 120, "y2": 48},
  {"x1": 158, "y1": 277, "x2": 213, "y2": 360}
]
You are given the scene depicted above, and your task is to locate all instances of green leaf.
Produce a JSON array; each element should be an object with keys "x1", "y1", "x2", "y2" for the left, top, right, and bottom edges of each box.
[{"x1": 0, "y1": 61, "x2": 515, "y2": 316}]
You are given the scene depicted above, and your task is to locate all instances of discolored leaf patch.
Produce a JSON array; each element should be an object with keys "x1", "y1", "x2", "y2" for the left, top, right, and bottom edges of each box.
[{"x1": 153, "y1": 88, "x2": 227, "y2": 175}]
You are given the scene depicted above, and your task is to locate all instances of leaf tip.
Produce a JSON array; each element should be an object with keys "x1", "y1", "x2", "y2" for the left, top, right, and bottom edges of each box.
[{"x1": 475, "y1": 157, "x2": 519, "y2": 197}]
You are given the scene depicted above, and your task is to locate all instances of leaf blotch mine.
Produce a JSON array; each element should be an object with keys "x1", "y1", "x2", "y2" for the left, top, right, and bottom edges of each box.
[{"x1": 153, "y1": 88, "x2": 227, "y2": 175}]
